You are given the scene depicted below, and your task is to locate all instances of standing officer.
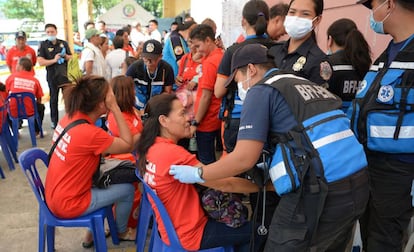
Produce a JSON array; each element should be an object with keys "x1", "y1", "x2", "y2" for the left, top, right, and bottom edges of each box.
[
  {"x1": 170, "y1": 44, "x2": 369, "y2": 251},
  {"x1": 37, "y1": 23, "x2": 72, "y2": 129},
  {"x1": 268, "y1": 0, "x2": 332, "y2": 85},
  {"x1": 350, "y1": 0, "x2": 414, "y2": 251}
]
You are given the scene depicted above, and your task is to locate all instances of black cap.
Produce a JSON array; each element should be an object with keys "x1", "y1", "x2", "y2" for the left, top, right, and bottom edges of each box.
[
  {"x1": 141, "y1": 39, "x2": 163, "y2": 59},
  {"x1": 15, "y1": 31, "x2": 26, "y2": 39},
  {"x1": 178, "y1": 21, "x2": 197, "y2": 31},
  {"x1": 224, "y1": 44, "x2": 270, "y2": 87}
]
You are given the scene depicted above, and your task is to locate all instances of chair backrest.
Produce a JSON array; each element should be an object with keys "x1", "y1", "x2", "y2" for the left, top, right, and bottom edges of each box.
[
  {"x1": 7, "y1": 92, "x2": 37, "y2": 119},
  {"x1": 19, "y1": 148, "x2": 50, "y2": 211},
  {"x1": 0, "y1": 99, "x2": 8, "y2": 134},
  {"x1": 135, "y1": 170, "x2": 185, "y2": 250}
]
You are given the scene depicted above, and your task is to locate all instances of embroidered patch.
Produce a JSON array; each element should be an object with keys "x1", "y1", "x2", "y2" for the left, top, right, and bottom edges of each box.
[
  {"x1": 292, "y1": 56, "x2": 306, "y2": 72},
  {"x1": 320, "y1": 61, "x2": 332, "y2": 81},
  {"x1": 377, "y1": 85, "x2": 394, "y2": 103},
  {"x1": 146, "y1": 43, "x2": 155, "y2": 53},
  {"x1": 174, "y1": 46, "x2": 183, "y2": 56}
]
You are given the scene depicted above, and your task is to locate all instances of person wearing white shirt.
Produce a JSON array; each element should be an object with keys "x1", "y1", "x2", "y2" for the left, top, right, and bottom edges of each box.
[
  {"x1": 148, "y1": 19, "x2": 162, "y2": 43},
  {"x1": 105, "y1": 36, "x2": 128, "y2": 80},
  {"x1": 130, "y1": 22, "x2": 146, "y2": 50},
  {"x1": 80, "y1": 28, "x2": 106, "y2": 77}
]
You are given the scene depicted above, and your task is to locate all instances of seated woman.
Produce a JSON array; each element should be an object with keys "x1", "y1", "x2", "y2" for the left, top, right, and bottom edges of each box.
[
  {"x1": 106, "y1": 75, "x2": 143, "y2": 162},
  {"x1": 136, "y1": 93, "x2": 260, "y2": 252},
  {"x1": 45, "y1": 75, "x2": 136, "y2": 249}
]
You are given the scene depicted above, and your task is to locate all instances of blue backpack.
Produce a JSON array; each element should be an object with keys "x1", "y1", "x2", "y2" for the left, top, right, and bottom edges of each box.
[{"x1": 263, "y1": 74, "x2": 367, "y2": 196}]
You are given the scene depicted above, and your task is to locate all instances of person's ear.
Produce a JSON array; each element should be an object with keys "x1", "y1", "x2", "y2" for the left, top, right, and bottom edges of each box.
[
  {"x1": 159, "y1": 114, "x2": 169, "y2": 127},
  {"x1": 327, "y1": 35, "x2": 333, "y2": 48},
  {"x1": 247, "y1": 64, "x2": 257, "y2": 77}
]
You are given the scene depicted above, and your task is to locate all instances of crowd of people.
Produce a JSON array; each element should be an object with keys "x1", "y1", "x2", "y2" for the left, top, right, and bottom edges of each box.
[{"x1": 2, "y1": 0, "x2": 414, "y2": 251}]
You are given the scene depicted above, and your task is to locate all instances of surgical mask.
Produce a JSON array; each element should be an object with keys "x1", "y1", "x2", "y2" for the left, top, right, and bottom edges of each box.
[
  {"x1": 369, "y1": 0, "x2": 390, "y2": 34},
  {"x1": 47, "y1": 35, "x2": 56, "y2": 42},
  {"x1": 284, "y1": 16, "x2": 315, "y2": 39},
  {"x1": 237, "y1": 72, "x2": 251, "y2": 101}
]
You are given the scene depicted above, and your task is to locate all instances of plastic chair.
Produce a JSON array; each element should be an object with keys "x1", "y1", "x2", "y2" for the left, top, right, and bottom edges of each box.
[
  {"x1": 0, "y1": 101, "x2": 18, "y2": 172},
  {"x1": 135, "y1": 170, "x2": 233, "y2": 252},
  {"x1": 19, "y1": 148, "x2": 120, "y2": 252},
  {"x1": 7, "y1": 92, "x2": 43, "y2": 148}
]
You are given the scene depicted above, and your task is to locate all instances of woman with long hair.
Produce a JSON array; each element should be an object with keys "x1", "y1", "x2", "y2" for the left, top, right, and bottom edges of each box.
[
  {"x1": 326, "y1": 18, "x2": 372, "y2": 111},
  {"x1": 45, "y1": 75, "x2": 136, "y2": 248},
  {"x1": 137, "y1": 93, "x2": 261, "y2": 252}
]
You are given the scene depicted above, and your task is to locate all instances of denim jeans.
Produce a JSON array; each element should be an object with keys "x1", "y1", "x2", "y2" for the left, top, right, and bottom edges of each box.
[
  {"x1": 83, "y1": 183, "x2": 135, "y2": 233},
  {"x1": 196, "y1": 130, "x2": 220, "y2": 165},
  {"x1": 199, "y1": 219, "x2": 252, "y2": 252}
]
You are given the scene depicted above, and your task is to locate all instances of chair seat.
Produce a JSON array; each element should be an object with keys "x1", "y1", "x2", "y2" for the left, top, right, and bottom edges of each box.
[
  {"x1": 135, "y1": 169, "x2": 233, "y2": 252},
  {"x1": 19, "y1": 148, "x2": 119, "y2": 252}
]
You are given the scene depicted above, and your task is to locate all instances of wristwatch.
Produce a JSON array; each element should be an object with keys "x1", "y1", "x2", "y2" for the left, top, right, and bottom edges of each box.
[
  {"x1": 197, "y1": 167, "x2": 204, "y2": 180},
  {"x1": 190, "y1": 119, "x2": 200, "y2": 127}
]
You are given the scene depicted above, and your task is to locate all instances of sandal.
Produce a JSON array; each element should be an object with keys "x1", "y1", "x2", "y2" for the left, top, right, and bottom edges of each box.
[
  {"x1": 118, "y1": 227, "x2": 136, "y2": 241},
  {"x1": 81, "y1": 229, "x2": 111, "y2": 248}
]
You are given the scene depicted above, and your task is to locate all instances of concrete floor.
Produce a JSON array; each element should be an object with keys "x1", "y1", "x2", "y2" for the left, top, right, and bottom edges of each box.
[{"x1": 0, "y1": 105, "x2": 137, "y2": 252}]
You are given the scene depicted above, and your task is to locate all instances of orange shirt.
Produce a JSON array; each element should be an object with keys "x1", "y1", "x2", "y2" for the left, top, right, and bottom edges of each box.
[
  {"x1": 106, "y1": 110, "x2": 143, "y2": 161},
  {"x1": 6, "y1": 45, "x2": 37, "y2": 73},
  {"x1": 194, "y1": 48, "x2": 223, "y2": 132},
  {"x1": 45, "y1": 112, "x2": 114, "y2": 218},
  {"x1": 145, "y1": 137, "x2": 207, "y2": 250},
  {"x1": 5, "y1": 71, "x2": 44, "y2": 117}
]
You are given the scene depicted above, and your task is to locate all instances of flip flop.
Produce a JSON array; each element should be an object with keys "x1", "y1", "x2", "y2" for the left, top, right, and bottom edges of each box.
[
  {"x1": 81, "y1": 229, "x2": 111, "y2": 248},
  {"x1": 118, "y1": 227, "x2": 136, "y2": 242}
]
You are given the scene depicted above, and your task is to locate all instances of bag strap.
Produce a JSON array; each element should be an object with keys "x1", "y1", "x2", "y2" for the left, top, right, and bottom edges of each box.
[{"x1": 48, "y1": 119, "x2": 89, "y2": 162}]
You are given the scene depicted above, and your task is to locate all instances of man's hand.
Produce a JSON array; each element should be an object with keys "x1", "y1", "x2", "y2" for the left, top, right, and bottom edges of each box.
[{"x1": 169, "y1": 165, "x2": 205, "y2": 184}]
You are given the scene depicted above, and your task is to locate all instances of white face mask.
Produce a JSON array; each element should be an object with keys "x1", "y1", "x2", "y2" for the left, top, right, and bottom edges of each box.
[
  {"x1": 284, "y1": 16, "x2": 315, "y2": 39},
  {"x1": 237, "y1": 72, "x2": 251, "y2": 101}
]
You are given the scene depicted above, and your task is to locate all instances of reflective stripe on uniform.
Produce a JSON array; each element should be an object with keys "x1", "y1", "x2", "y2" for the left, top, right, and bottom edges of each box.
[
  {"x1": 370, "y1": 125, "x2": 414, "y2": 138},
  {"x1": 312, "y1": 129, "x2": 354, "y2": 149},
  {"x1": 269, "y1": 161, "x2": 287, "y2": 181},
  {"x1": 332, "y1": 65, "x2": 354, "y2": 71},
  {"x1": 389, "y1": 61, "x2": 414, "y2": 70}
]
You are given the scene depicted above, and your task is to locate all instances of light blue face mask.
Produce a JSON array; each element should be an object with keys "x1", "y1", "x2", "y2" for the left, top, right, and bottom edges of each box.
[
  {"x1": 369, "y1": 0, "x2": 391, "y2": 34},
  {"x1": 47, "y1": 35, "x2": 56, "y2": 42}
]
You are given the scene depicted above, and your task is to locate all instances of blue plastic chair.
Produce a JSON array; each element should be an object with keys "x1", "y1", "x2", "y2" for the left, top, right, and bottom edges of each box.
[
  {"x1": 19, "y1": 148, "x2": 120, "y2": 252},
  {"x1": 135, "y1": 170, "x2": 233, "y2": 252},
  {"x1": 7, "y1": 92, "x2": 43, "y2": 148},
  {"x1": 0, "y1": 100, "x2": 18, "y2": 172}
]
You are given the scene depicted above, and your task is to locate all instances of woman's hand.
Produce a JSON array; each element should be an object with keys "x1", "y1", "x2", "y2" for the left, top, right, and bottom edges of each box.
[
  {"x1": 104, "y1": 86, "x2": 118, "y2": 112},
  {"x1": 175, "y1": 76, "x2": 185, "y2": 87}
]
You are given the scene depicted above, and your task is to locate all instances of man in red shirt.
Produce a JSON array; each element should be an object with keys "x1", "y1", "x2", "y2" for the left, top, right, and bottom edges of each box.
[
  {"x1": 5, "y1": 57, "x2": 45, "y2": 134},
  {"x1": 189, "y1": 24, "x2": 224, "y2": 164},
  {"x1": 6, "y1": 31, "x2": 37, "y2": 74}
]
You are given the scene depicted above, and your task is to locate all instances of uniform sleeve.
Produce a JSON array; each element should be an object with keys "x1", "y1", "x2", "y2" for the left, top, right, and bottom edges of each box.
[
  {"x1": 6, "y1": 48, "x2": 13, "y2": 68},
  {"x1": 34, "y1": 79, "x2": 44, "y2": 101},
  {"x1": 199, "y1": 60, "x2": 217, "y2": 91},
  {"x1": 37, "y1": 41, "x2": 48, "y2": 58},
  {"x1": 163, "y1": 63, "x2": 175, "y2": 86},
  {"x1": 217, "y1": 48, "x2": 232, "y2": 77},
  {"x1": 30, "y1": 48, "x2": 37, "y2": 65},
  {"x1": 64, "y1": 41, "x2": 72, "y2": 56}
]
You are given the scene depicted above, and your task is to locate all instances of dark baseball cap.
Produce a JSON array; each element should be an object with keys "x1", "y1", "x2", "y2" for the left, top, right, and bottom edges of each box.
[
  {"x1": 224, "y1": 44, "x2": 271, "y2": 87},
  {"x1": 15, "y1": 31, "x2": 26, "y2": 39},
  {"x1": 141, "y1": 39, "x2": 163, "y2": 59}
]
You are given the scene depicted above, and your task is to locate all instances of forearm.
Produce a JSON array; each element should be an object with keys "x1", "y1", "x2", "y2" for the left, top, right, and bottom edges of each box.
[
  {"x1": 37, "y1": 57, "x2": 57, "y2": 67},
  {"x1": 214, "y1": 76, "x2": 227, "y2": 98},
  {"x1": 203, "y1": 177, "x2": 259, "y2": 193}
]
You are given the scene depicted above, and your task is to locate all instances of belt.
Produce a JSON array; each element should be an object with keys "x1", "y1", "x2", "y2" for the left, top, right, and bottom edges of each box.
[{"x1": 327, "y1": 169, "x2": 368, "y2": 192}]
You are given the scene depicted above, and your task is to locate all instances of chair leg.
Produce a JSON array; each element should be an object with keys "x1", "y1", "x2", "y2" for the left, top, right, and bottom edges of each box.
[
  {"x1": 106, "y1": 206, "x2": 120, "y2": 245},
  {"x1": 27, "y1": 117, "x2": 37, "y2": 147},
  {"x1": 92, "y1": 217, "x2": 108, "y2": 252},
  {"x1": 46, "y1": 225, "x2": 55, "y2": 252},
  {"x1": 38, "y1": 220, "x2": 46, "y2": 252},
  {"x1": 0, "y1": 164, "x2": 5, "y2": 179},
  {"x1": 0, "y1": 136, "x2": 16, "y2": 170}
]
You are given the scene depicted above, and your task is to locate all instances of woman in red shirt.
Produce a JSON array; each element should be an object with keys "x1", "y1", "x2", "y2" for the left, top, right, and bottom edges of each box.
[
  {"x1": 137, "y1": 93, "x2": 259, "y2": 251},
  {"x1": 45, "y1": 75, "x2": 136, "y2": 249}
]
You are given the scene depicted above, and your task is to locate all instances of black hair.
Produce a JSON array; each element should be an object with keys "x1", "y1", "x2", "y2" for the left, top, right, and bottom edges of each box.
[
  {"x1": 137, "y1": 93, "x2": 178, "y2": 175},
  {"x1": 288, "y1": 0, "x2": 324, "y2": 42},
  {"x1": 242, "y1": 0, "x2": 270, "y2": 36},
  {"x1": 269, "y1": 2, "x2": 289, "y2": 18},
  {"x1": 189, "y1": 24, "x2": 215, "y2": 42},
  {"x1": 84, "y1": 20, "x2": 95, "y2": 30},
  {"x1": 149, "y1": 19, "x2": 158, "y2": 26},
  {"x1": 44, "y1": 23, "x2": 57, "y2": 30},
  {"x1": 327, "y1": 18, "x2": 372, "y2": 78},
  {"x1": 112, "y1": 35, "x2": 124, "y2": 49},
  {"x1": 397, "y1": 0, "x2": 414, "y2": 11},
  {"x1": 18, "y1": 57, "x2": 33, "y2": 71},
  {"x1": 97, "y1": 20, "x2": 106, "y2": 26},
  {"x1": 63, "y1": 75, "x2": 109, "y2": 118},
  {"x1": 116, "y1": 29, "x2": 126, "y2": 37}
]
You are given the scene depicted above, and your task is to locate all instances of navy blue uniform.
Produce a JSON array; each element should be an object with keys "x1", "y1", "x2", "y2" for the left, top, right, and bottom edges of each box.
[{"x1": 268, "y1": 37, "x2": 331, "y2": 85}]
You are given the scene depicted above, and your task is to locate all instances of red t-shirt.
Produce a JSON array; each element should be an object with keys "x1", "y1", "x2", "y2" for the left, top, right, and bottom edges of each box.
[
  {"x1": 5, "y1": 71, "x2": 44, "y2": 117},
  {"x1": 106, "y1": 110, "x2": 143, "y2": 161},
  {"x1": 194, "y1": 48, "x2": 223, "y2": 132},
  {"x1": 178, "y1": 52, "x2": 202, "y2": 83},
  {"x1": 6, "y1": 45, "x2": 37, "y2": 73},
  {"x1": 145, "y1": 137, "x2": 207, "y2": 250},
  {"x1": 45, "y1": 112, "x2": 114, "y2": 218}
]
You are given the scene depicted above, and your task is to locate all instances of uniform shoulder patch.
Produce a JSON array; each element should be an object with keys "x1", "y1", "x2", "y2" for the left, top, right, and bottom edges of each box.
[{"x1": 320, "y1": 61, "x2": 332, "y2": 81}]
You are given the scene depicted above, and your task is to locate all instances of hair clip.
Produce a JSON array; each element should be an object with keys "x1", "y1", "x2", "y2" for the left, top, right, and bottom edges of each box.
[{"x1": 141, "y1": 112, "x2": 150, "y2": 122}]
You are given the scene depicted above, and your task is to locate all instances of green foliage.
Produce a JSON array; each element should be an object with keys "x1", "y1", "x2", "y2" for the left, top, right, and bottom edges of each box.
[
  {"x1": 1, "y1": 0, "x2": 44, "y2": 20},
  {"x1": 137, "y1": 0, "x2": 163, "y2": 17}
]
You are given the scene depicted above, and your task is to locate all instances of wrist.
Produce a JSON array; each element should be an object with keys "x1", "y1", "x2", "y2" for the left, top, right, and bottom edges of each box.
[{"x1": 197, "y1": 166, "x2": 204, "y2": 181}]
